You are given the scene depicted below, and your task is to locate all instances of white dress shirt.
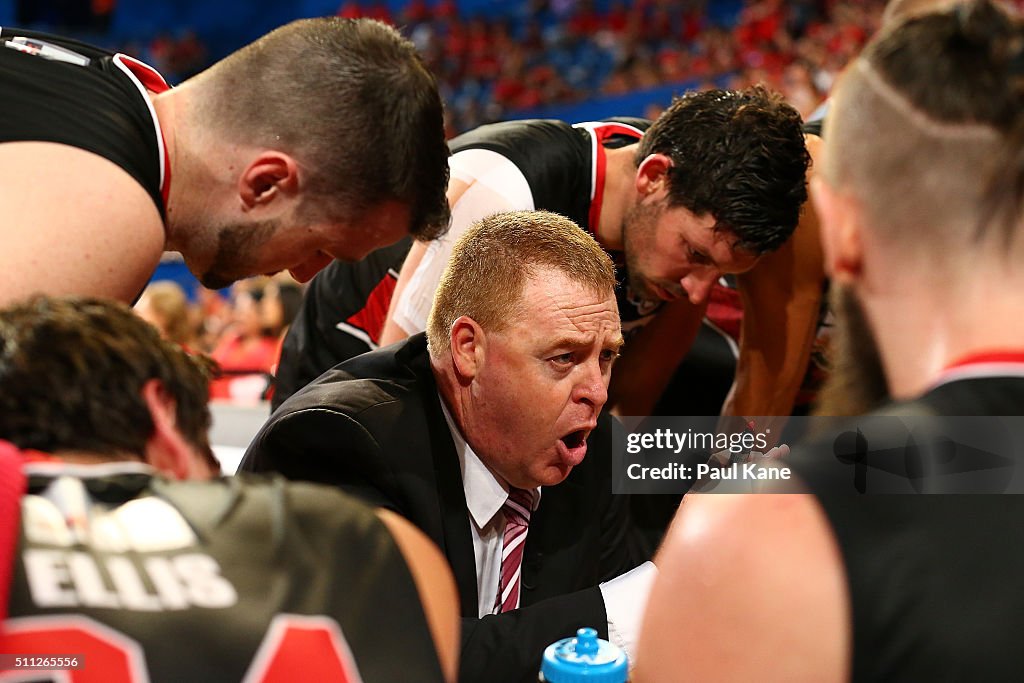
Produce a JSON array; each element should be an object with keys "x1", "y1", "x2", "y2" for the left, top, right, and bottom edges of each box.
[
  {"x1": 438, "y1": 394, "x2": 541, "y2": 617},
  {"x1": 437, "y1": 394, "x2": 656, "y2": 661}
]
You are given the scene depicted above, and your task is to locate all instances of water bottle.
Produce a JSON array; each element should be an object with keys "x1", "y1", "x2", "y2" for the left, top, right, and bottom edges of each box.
[{"x1": 539, "y1": 627, "x2": 628, "y2": 682}]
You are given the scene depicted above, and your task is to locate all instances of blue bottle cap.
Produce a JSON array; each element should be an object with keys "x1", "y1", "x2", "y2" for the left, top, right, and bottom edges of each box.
[{"x1": 540, "y1": 627, "x2": 628, "y2": 683}]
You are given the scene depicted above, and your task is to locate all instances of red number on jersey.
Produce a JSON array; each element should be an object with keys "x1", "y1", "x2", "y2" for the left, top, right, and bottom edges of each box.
[
  {"x1": 0, "y1": 615, "x2": 147, "y2": 682},
  {"x1": 0, "y1": 614, "x2": 363, "y2": 682}
]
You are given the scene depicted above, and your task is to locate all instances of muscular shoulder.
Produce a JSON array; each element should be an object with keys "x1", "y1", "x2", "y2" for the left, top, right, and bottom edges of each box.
[
  {"x1": 636, "y1": 493, "x2": 848, "y2": 683},
  {"x1": 0, "y1": 142, "x2": 164, "y2": 304}
]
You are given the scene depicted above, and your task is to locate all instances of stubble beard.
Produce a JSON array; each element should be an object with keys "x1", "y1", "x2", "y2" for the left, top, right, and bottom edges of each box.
[
  {"x1": 196, "y1": 219, "x2": 280, "y2": 290},
  {"x1": 622, "y1": 202, "x2": 662, "y2": 303}
]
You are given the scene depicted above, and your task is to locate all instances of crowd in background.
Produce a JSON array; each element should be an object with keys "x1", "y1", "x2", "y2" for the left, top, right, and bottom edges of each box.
[
  {"x1": 9, "y1": 0, "x2": 892, "y2": 403},
  {"x1": 26, "y1": 0, "x2": 887, "y2": 131},
  {"x1": 119, "y1": 0, "x2": 890, "y2": 403},
  {"x1": 135, "y1": 275, "x2": 304, "y2": 404},
  {"x1": 398, "y1": 0, "x2": 884, "y2": 129}
]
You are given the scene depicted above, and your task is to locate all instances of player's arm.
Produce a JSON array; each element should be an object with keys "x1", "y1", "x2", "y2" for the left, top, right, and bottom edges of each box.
[
  {"x1": 0, "y1": 142, "x2": 165, "y2": 306},
  {"x1": 723, "y1": 134, "x2": 826, "y2": 418},
  {"x1": 376, "y1": 509, "x2": 460, "y2": 683},
  {"x1": 381, "y1": 158, "x2": 531, "y2": 346},
  {"x1": 379, "y1": 176, "x2": 474, "y2": 346},
  {"x1": 607, "y1": 298, "x2": 707, "y2": 416},
  {"x1": 633, "y1": 492, "x2": 849, "y2": 683}
]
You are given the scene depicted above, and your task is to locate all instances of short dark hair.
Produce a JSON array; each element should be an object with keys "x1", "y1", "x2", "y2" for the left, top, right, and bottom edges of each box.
[
  {"x1": 197, "y1": 18, "x2": 451, "y2": 239},
  {"x1": 0, "y1": 297, "x2": 214, "y2": 461},
  {"x1": 636, "y1": 86, "x2": 811, "y2": 254}
]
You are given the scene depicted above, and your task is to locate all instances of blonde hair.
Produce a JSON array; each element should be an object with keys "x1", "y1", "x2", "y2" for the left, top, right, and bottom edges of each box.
[
  {"x1": 136, "y1": 281, "x2": 194, "y2": 347},
  {"x1": 426, "y1": 210, "x2": 616, "y2": 356}
]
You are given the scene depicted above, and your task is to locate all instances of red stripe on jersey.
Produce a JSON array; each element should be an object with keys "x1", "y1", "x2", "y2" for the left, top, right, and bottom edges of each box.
[
  {"x1": 117, "y1": 55, "x2": 171, "y2": 94},
  {"x1": 345, "y1": 271, "x2": 399, "y2": 345},
  {"x1": 115, "y1": 54, "x2": 173, "y2": 206},
  {"x1": 945, "y1": 351, "x2": 1024, "y2": 370},
  {"x1": 588, "y1": 123, "x2": 645, "y2": 233}
]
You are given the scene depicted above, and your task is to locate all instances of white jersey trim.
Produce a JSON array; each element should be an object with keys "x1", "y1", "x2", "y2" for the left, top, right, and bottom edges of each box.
[
  {"x1": 111, "y1": 53, "x2": 169, "y2": 198},
  {"x1": 22, "y1": 460, "x2": 155, "y2": 479},
  {"x1": 572, "y1": 121, "x2": 647, "y2": 203},
  {"x1": 930, "y1": 363, "x2": 1024, "y2": 390},
  {"x1": 335, "y1": 321, "x2": 379, "y2": 351}
]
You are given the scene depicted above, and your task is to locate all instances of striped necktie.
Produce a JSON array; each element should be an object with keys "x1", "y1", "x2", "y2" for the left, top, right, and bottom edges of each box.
[{"x1": 497, "y1": 487, "x2": 533, "y2": 613}]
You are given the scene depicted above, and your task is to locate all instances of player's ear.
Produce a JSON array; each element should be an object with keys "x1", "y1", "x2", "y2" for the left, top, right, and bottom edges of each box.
[
  {"x1": 141, "y1": 379, "x2": 196, "y2": 480},
  {"x1": 635, "y1": 154, "x2": 672, "y2": 200},
  {"x1": 449, "y1": 316, "x2": 484, "y2": 381},
  {"x1": 238, "y1": 152, "x2": 300, "y2": 210},
  {"x1": 811, "y1": 176, "x2": 863, "y2": 285}
]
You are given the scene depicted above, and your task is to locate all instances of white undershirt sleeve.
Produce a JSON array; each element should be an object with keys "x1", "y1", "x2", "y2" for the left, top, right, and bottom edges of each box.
[
  {"x1": 390, "y1": 149, "x2": 535, "y2": 335},
  {"x1": 599, "y1": 561, "x2": 659, "y2": 666}
]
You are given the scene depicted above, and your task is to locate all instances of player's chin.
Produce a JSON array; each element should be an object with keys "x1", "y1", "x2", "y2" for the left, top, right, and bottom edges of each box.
[
  {"x1": 198, "y1": 269, "x2": 236, "y2": 291},
  {"x1": 631, "y1": 277, "x2": 663, "y2": 304}
]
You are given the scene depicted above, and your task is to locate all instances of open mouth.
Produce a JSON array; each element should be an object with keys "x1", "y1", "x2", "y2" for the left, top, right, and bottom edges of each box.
[
  {"x1": 556, "y1": 429, "x2": 590, "y2": 467},
  {"x1": 560, "y1": 430, "x2": 587, "y2": 450}
]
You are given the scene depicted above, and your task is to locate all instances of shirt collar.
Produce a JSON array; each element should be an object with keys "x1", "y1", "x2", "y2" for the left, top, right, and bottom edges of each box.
[{"x1": 437, "y1": 392, "x2": 540, "y2": 531}]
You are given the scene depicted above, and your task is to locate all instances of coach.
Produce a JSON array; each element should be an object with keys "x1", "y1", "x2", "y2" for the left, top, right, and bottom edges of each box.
[{"x1": 241, "y1": 211, "x2": 652, "y2": 683}]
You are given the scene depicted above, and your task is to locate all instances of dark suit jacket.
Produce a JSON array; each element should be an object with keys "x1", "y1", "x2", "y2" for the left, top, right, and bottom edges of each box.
[{"x1": 241, "y1": 334, "x2": 640, "y2": 683}]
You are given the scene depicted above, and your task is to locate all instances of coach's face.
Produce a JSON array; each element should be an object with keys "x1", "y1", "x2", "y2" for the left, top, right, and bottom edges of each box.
[{"x1": 465, "y1": 268, "x2": 622, "y2": 490}]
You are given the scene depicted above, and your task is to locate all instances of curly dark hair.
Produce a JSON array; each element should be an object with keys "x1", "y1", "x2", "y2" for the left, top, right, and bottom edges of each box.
[
  {"x1": 636, "y1": 86, "x2": 811, "y2": 254},
  {"x1": 0, "y1": 297, "x2": 214, "y2": 463}
]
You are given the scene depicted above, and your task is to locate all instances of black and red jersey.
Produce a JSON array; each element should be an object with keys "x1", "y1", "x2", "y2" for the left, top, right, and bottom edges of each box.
[
  {"x1": 3, "y1": 461, "x2": 444, "y2": 682},
  {"x1": 0, "y1": 27, "x2": 170, "y2": 218}
]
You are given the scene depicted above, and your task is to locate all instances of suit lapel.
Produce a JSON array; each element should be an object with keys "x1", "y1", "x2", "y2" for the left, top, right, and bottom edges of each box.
[{"x1": 406, "y1": 339, "x2": 480, "y2": 616}]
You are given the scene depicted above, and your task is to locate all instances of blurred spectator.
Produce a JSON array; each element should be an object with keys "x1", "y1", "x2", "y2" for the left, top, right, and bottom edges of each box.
[
  {"x1": 208, "y1": 279, "x2": 280, "y2": 404},
  {"x1": 134, "y1": 280, "x2": 198, "y2": 350},
  {"x1": 193, "y1": 287, "x2": 231, "y2": 353},
  {"x1": 261, "y1": 278, "x2": 304, "y2": 341},
  {"x1": 23, "y1": 0, "x2": 886, "y2": 134}
]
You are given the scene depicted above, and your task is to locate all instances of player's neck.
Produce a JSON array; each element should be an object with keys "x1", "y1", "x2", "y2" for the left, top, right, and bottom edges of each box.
[
  {"x1": 595, "y1": 145, "x2": 637, "y2": 250},
  {"x1": 866, "y1": 274, "x2": 1024, "y2": 400},
  {"x1": 153, "y1": 87, "x2": 190, "y2": 250},
  {"x1": 158, "y1": 99, "x2": 237, "y2": 253}
]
